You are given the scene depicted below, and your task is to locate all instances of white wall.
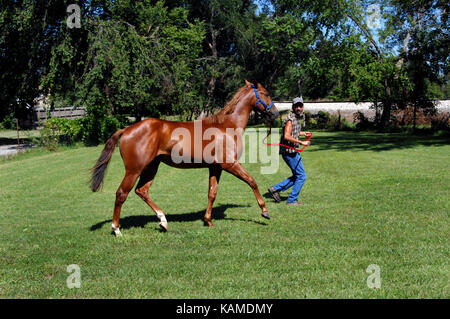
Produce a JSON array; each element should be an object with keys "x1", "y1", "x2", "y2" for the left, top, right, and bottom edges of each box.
[{"x1": 274, "y1": 100, "x2": 450, "y2": 114}]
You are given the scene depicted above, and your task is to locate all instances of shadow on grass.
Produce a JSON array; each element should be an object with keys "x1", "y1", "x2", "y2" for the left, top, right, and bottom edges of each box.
[
  {"x1": 223, "y1": 216, "x2": 268, "y2": 226},
  {"x1": 89, "y1": 203, "x2": 260, "y2": 231},
  {"x1": 0, "y1": 137, "x2": 34, "y2": 146},
  {"x1": 308, "y1": 131, "x2": 450, "y2": 152},
  {"x1": 263, "y1": 191, "x2": 289, "y2": 202}
]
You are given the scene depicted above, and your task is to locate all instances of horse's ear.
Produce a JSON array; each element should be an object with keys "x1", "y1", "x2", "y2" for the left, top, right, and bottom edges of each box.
[
  {"x1": 256, "y1": 82, "x2": 262, "y2": 89},
  {"x1": 245, "y1": 79, "x2": 253, "y2": 87}
]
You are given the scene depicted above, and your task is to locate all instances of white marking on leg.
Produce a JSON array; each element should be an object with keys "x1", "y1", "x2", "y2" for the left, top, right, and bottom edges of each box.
[
  {"x1": 111, "y1": 223, "x2": 122, "y2": 237},
  {"x1": 156, "y1": 211, "x2": 168, "y2": 231},
  {"x1": 157, "y1": 212, "x2": 167, "y2": 223}
]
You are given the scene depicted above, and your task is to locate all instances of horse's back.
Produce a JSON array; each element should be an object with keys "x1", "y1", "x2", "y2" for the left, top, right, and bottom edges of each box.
[{"x1": 118, "y1": 117, "x2": 241, "y2": 169}]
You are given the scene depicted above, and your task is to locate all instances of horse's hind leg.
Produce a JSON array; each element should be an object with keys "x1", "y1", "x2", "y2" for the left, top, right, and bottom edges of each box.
[
  {"x1": 204, "y1": 165, "x2": 222, "y2": 227},
  {"x1": 134, "y1": 160, "x2": 168, "y2": 232},
  {"x1": 112, "y1": 170, "x2": 140, "y2": 236}
]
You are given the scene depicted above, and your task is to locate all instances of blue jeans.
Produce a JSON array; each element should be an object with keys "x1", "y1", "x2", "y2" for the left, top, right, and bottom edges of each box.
[{"x1": 272, "y1": 152, "x2": 307, "y2": 203}]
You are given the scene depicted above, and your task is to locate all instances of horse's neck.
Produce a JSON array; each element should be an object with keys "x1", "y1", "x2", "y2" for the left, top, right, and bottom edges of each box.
[{"x1": 228, "y1": 94, "x2": 253, "y2": 130}]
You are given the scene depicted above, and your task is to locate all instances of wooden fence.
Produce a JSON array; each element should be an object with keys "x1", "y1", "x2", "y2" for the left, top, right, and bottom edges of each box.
[
  {"x1": 35, "y1": 107, "x2": 86, "y2": 122},
  {"x1": 18, "y1": 107, "x2": 86, "y2": 128}
]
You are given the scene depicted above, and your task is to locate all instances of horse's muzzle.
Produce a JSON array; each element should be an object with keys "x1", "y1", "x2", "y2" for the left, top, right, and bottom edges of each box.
[{"x1": 268, "y1": 108, "x2": 279, "y2": 121}]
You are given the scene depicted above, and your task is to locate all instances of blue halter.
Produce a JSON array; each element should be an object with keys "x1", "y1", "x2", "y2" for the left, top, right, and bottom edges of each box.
[{"x1": 251, "y1": 85, "x2": 273, "y2": 112}]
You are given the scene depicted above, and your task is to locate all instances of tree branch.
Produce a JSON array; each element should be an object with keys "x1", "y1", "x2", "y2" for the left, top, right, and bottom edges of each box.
[{"x1": 346, "y1": 12, "x2": 383, "y2": 60}]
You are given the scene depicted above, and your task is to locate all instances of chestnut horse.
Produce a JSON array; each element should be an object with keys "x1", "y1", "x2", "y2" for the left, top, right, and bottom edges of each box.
[{"x1": 90, "y1": 80, "x2": 279, "y2": 235}]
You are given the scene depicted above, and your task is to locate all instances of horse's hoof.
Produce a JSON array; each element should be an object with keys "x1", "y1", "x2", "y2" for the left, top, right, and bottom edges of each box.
[
  {"x1": 261, "y1": 212, "x2": 270, "y2": 220},
  {"x1": 204, "y1": 220, "x2": 214, "y2": 227},
  {"x1": 159, "y1": 222, "x2": 168, "y2": 232},
  {"x1": 112, "y1": 228, "x2": 122, "y2": 237}
]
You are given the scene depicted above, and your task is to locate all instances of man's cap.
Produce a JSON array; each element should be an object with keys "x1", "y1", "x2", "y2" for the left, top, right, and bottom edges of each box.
[{"x1": 292, "y1": 97, "x2": 304, "y2": 106}]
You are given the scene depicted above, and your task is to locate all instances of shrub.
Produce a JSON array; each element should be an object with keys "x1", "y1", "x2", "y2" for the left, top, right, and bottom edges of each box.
[
  {"x1": 40, "y1": 121, "x2": 59, "y2": 151},
  {"x1": 316, "y1": 111, "x2": 331, "y2": 129},
  {"x1": 272, "y1": 117, "x2": 283, "y2": 128},
  {"x1": 101, "y1": 116, "x2": 121, "y2": 142},
  {"x1": 39, "y1": 118, "x2": 82, "y2": 151},
  {"x1": 431, "y1": 113, "x2": 450, "y2": 132},
  {"x1": 80, "y1": 115, "x2": 101, "y2": 146},
  {"x1": 304, "y1": 111, "x2": 356, "y2": 131},
  {"x1": 353, "y1": 111, "x2": 375, "y2": 130},
  {"x1": 304, "y1": 111, "x2": 313, "y2": 128},
  {"x1": 81, "y1": 115, "x2": 123, "y2": 146},
  {"x1": 305, "y1": 111, "x2": 332, "y2": 129},
  {"x1": 1, "y1": 114, "x2": 16, "y2": 129}
]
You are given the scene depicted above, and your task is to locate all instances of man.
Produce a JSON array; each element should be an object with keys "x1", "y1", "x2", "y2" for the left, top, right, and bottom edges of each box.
[{"x1": 268, "y1": 96, "x2": 310, "y2": 206}]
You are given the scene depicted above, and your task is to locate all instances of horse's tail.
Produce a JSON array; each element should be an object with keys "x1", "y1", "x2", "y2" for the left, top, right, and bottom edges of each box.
[{"x1": 90, "y1": 128, "x2": 125, "y2": 192}]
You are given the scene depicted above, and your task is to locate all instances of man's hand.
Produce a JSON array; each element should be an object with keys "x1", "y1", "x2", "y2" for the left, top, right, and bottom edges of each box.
[{"x1": 300, "y1": 140, "x2": 310, "y2": 146}]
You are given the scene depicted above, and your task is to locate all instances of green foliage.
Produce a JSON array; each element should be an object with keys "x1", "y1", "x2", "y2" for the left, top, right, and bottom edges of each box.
[
  {"x1": 80, "y1": 113, "x2": 128, "y2": 146},
  {"x1": 316, "y1": 111, "x2": 332, "y2": 129},
  {"x1": 100, "y1": 116, "x2": 121, "y2": 142},
  {"x1": 273, "y1": 0, "x2": 448, "y2": 128},
  {"x1": 0, "y1": 0, "x2": 70, "y2": 124},
  {"x1": 1, "y1": 0, "x2": 448, "y2": 136},
  {"x1": 1, "y1": 114, "x2": 16, "y2": 130},
  {"x1": 39, "y1": 118, "x2": 82, "y2": 151},
  {"x1": 40, "y1": 0, "x2": 206, "y2": 144},
  {"x1": 430, "y1": 114, "x2": 450, "y2": 135},
  {"x1": 80, "y1": 115, "x2": 101, "y2": 147},
  {"x1": 353, "y1": 111, "x2": 376, "y2": 131},
  {"x1": 304, "y1": 111, "x2": 355, "y2": 131}
]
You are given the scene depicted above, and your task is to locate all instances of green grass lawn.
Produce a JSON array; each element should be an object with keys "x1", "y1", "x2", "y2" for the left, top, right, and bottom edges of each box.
[
  {"x1": 0, "y1": 131, "x2": 449, "y2": 298},
  {"x1": 0, "y1": 129, "x2": 41, "y2": 139}
]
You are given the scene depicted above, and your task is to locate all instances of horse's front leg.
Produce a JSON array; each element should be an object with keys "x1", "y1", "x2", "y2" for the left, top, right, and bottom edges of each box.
[{"x1": 222, "y1": 161, "x2": 270, "y2": 220}]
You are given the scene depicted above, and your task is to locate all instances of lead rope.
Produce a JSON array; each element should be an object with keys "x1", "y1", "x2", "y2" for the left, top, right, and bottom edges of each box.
[{"x1": 262, "y1": 121, "x2": 312, "y2": 152}]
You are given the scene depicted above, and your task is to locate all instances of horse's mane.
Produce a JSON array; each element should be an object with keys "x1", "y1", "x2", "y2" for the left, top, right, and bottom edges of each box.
[{"x1": 203, "y1": 86, "x2": 250, "y2": 124}]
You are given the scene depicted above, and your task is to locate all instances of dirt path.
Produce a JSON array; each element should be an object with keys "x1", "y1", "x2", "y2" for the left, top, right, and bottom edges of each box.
[{"x1": 0, "y1": 144, "x2": 34, "y2": 157}]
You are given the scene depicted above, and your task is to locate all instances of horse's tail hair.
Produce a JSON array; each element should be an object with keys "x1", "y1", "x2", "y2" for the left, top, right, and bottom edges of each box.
[{"x1": 90, "y1": 128, "x2": 125, "y2": 192}]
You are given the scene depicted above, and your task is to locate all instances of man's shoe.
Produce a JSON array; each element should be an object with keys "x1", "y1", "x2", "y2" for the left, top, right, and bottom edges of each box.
[
  {"x1": 286, "y1": 201, "x2": 304, "y2": 206},
  {"x1": 268, "y1": 187, "x2": 281, "y2": 203}
]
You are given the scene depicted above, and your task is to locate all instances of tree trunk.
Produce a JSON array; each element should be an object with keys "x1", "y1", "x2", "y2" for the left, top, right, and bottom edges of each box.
[
  {"x1": 413, "y1": 103, "x2": 417, "y2": 131},
  {"x1": 204, "y1": 9, "x2": 218, "y2": 118},
  {"x1": 16, "y1": 118, "x2": 21, "y2": 151},
  {"x1": 380, "y1": 81, "x2": 392, "y2": 128}
]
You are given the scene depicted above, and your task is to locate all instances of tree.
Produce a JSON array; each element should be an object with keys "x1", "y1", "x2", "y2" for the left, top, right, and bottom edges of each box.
[
  {"x1": 41, "y1": 0, "x2": 205, "y2": 144},
  {"x1": 0, "y1": 0, "x2": 69, "y2": 124},
  {"x1": 267, "y1": 0, "x2": 448, "y2": 127},
  {"x1": 344, "y1": 0, "x2": 448, "y2": 126},
  {"x1": 385, "y1": 0, "x2": 449, "y2": 128},
  {"x1": 1, "y1": 0, "x2": 447, "y2": 136},
  {"x1": 180, "y1": 0, "x2": 263, "y2": 117}
]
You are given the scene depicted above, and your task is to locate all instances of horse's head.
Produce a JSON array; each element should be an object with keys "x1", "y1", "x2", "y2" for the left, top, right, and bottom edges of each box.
[{"x1": 245, "y1": 80, "x2": 279, "y2": 121}]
